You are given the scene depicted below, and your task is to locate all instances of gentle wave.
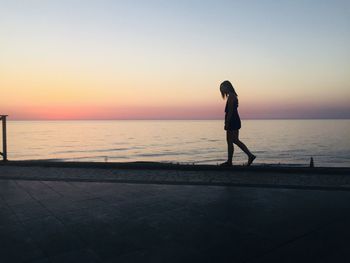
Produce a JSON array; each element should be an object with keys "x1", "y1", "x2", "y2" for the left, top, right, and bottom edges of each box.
[
  {"x1": 6, "y1": 120, "x2": 350, "y2": 167},
  {"x1": 53, "y1": 147, "x2": 133, "y2": 154}
]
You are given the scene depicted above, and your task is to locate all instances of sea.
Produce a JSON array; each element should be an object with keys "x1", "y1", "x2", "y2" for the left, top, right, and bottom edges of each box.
[{"x1": 3, "y1": 120, "x2": 350, "y2": 167}]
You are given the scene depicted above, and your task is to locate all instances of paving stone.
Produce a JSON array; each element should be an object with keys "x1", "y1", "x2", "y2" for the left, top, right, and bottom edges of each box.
[
  {"x1": 0, "y1": 209, "x2": 20, "y2": 226},
  {"x1": 0, "y1": 227, "x2": 45, "y2": 263},
  {"x1": 41, "y1": 181, "x2": 93, "y2": 201},
  {"x1": 111, "y1": 244, "x2": 206, "y2": 263},
  {"x1": 40, "y1": 197, "x2": 107, "y2": 215},
  {"x1": 22, "y1": 215, "x2": 85, "y2": 258},
  {"x1": 250, "y1": 216, "x2": 350, "y2": 263},
  {"x1": 16, "y1": 180, "x2": 62, "y2": 201},
  {"x1": 0, "y1": 181, "x2": 36, "y2": 205},
  {"x1": 28, "y1": 258, "x2": 51, "y2": 263},
  {"x1": 49, "y1": 249, "x2": 102, "y2": 263},
  {"x1": 11, "y1": 201, "x2": 52, "y2": 221}
]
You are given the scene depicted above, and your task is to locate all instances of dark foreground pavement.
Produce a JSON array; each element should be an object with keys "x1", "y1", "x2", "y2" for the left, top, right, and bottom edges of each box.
[{"x1": 1, "y1": 179, "x2": 350, "y2": 263}]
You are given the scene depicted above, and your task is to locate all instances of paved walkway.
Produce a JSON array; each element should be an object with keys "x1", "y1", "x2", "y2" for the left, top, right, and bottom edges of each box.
[
  {"x1": 1, "y1": 178, "x2": 350, "y2": 262},
  {"x1": 1, "y1": 164, "x2": 350, "y2": 190}
]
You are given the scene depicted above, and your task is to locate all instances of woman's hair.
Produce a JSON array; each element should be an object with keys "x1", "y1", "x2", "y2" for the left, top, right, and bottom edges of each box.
[{"x1": 220, "y1": 80, "x2": 238, "y2": 99}]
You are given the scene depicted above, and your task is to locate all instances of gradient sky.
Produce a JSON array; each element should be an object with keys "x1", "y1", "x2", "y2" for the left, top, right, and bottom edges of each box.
[{"x1": 1, "y1": 0, "x2": 349, "y2": 119}]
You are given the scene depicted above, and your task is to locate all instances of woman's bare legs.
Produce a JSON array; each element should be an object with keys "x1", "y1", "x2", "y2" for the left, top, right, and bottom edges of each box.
[
  {"x1": 232, "y1": 130, "x2": 252, "y2": 155},
  {"x1": 227, "y1": 130, "x2": 256, "y2": 166},
  {"x1": 226, "y1": 130, "x2": 234, "y2": 165},
  {"x1": 220, "y1": 130, "x2": 234, "y2": 166}
]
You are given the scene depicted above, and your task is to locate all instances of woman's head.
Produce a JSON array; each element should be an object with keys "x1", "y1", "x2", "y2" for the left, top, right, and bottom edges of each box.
[{"x1": 220, "y1": 80, "x2": 237, "y2": 99}]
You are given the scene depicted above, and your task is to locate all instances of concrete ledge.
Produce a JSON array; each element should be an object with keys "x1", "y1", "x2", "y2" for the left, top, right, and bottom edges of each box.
[
  {"x1": 1, "y1": 160, "x2": 350, "y2": 174},
  {"x1": 1, "y1": 161, "x2": 350, "y2": 191}
]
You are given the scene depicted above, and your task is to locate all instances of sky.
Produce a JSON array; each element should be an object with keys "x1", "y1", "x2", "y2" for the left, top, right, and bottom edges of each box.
[{"x1": 1, "y1": 0, "x2": 349, "y2": 120}]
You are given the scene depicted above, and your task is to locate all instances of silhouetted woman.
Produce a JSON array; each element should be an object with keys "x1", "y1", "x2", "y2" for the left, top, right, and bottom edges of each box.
[{"x1": 220, "y1": 80, "x2": 256, "y2": 166}]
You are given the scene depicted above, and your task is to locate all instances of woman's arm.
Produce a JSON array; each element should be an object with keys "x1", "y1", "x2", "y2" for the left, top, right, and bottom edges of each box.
[
  {"x1": 225, "y1": 96, "x2": 234, "y2": 124},
  {"x1": 225, "y1": 96, "x2": 235, "y2": 128}
]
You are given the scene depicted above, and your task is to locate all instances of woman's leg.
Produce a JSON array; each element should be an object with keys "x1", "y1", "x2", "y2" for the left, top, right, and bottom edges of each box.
[
  {"x1": 232, "y1": 130, "x2": 256, "y2": 165},
  {"x1": 226, "y1": 130, "x2": 234, "y2": 164}
]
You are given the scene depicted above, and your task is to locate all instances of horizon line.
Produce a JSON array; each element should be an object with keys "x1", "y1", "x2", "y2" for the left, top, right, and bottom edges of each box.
[{"x1": 6, "y1": 118, "x2": 350, "y2": 121}]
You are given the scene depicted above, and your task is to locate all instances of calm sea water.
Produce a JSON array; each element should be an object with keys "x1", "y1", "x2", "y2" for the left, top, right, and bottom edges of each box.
[{"x1": 2, "y1": 120, "x2": 350, "y2": 167}]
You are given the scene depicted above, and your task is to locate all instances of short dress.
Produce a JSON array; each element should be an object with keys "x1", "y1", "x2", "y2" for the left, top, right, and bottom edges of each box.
[{"x1": 224, "y1": 97, "x2": 241, "y2": 130}]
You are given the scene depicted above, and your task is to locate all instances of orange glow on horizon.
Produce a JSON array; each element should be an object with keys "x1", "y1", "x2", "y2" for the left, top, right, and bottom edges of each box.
[
  {"x1": 3, "y1": 104, "x2": 223, "y2": 120},
  {"x1": 1, "y1": 1, "x2": 350, "y2": 120},
  {"x1": 3, "y1": 99, "x2": 350, "y2": 120}
]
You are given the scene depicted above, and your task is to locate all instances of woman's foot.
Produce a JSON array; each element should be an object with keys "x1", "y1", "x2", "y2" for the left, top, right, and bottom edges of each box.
[
  {"x1": 220, "y1": 161, "x2": 233, "y2": 167},
  {"x1": 247, "y1": 155, "x2": 256, "y2": 166}
]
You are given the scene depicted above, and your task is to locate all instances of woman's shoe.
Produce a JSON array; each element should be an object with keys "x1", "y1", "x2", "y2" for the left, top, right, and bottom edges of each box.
[
  {"x1": 220, "y1": 161, "x2": 233, "y2": 167},
  {"x1": 247, "y1": 155, "x2": 256, "y2": 166}
]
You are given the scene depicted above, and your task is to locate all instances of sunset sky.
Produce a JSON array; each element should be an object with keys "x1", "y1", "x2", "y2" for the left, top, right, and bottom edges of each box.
[{"x1": 1, "y1": 0, "x2": 349, "y2": 120}]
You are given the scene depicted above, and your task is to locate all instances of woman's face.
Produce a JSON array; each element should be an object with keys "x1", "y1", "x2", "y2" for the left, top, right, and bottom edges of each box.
[{"x1": 220, "y1": 85, "x2": 228, "y2": 95}]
